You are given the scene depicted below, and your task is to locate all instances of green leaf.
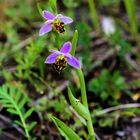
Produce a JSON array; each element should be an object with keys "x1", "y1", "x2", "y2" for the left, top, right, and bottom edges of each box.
[
  {"x1": 15, "y1": 89, "x2": 22, "y2": 102},
  {"x1": 124, "y1": 0, "x2": 138, "y2": 36},
  {"x1": 19, "y1": 95, "x2": 28, "y2": 109},
  {"x1": 9, "y1": 85, "x2": 15, "y2": 97},
  {"x1": 49, "y1": 0, "x2": 57, "y2": 14},
  {"x1": 0, "y1": 84, "x2": 31, "y2": 139},
  {"x1": 68, "y1": 88, "x2": 90, "y2": 120},
  {"x1": 62, "y1": 0, "x2": 80, "y2": 8},
  {"x1": 3, "y1": 103, "x2": 14, "y2": 108},
  {"x1": 99, "y1": 118, "x2": 114, "y2": 127},
  {"x1": 88, "y1": 0, "x2": 100, "y2": 28},
  {"x1": 51, "y1": 116, "x2": 82, "y2": 140},
  {"x1": 27, "y1": 121, "x2": 37, "y2": 132},
  {"x1": 7, "y1": 108, "x2": 18, "y2": 115},
  {"x1": 37, "y1": 3, "x2": 43, "y2": 16},
  {"x1": 24, "y1": 108, "x2": 34, "y2": 120},
  {"x1": 15, "y1": 120, "x2": 23, "y2": 127},
  {"x1": 0, "y1": 99, "x2": 11, "y2": 104},
  {"x1": 1, "y1": 85, "x2": 8, "y2": 94},
  {"x1": 121, "y1": 111, "x2": 136, "y2": 117},
  {"x1": 71, "y1": 30, "x2": 78, "y2": 56}
]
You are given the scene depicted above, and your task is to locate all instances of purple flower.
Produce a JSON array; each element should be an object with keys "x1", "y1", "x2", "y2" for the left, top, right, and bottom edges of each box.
[
  {"x1": 45, "y1": 42, "x2": 81, "y2": 72},
  {"x1": 39, "y1": 11, "x2": 73, "y2": 36}
]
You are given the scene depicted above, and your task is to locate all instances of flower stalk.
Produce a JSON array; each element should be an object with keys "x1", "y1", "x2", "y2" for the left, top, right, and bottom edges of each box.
[
  {"x1": 76, "y1": 69, "x2": 88, "y2": 107},
  {"x1": 77, "y1": 69, "x2": 95, "y2": 140},
  {"x1": 71, "y1": 30, "x2": 95, "y2": 140}
]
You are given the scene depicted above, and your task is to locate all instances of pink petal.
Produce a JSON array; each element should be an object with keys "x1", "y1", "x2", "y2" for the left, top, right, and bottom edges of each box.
[
  {"x1": 39, "y1": 22, "x2": 52, "y2": 36},
  {"x1": 45, "y1": 53, "x2": 59, "y2": 64},
  {"x1": 56, "y1": 14, "x2": 73, "y2": 25},
  {"x1": 42, "y1": 10, "x2": 55, "y2": 20},
  {"x1": 67, "y1": 56, "x2": 81, "y2": 69},
  {"x1": 60, "y1": 42, "x2": 72, "y2": 53}
]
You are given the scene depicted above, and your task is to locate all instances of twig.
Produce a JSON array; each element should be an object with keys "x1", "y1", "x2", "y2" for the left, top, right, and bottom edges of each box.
[
  {"x1": 2, "y1": 131, "x2": 19, "y2": 140},
  {"x1": 69, "y1": 106, "x2": 86, "y2": 125},
  {"x1": 91, "y1": 48, "x2": 115, "y2": 70},
  {"x1": 125, "y1": 54, "x2": 140, "y2": 71},
  {"x1": 94, "y1": 133, "x2": 101, "y2": 140},
  {"x1": 12, "y1": 35, "x2": 35, "y2": 52},
  {"x1": 0, "y1": 114, "x2": 25, "y2": 136},
  {"x1": 95, "y1": 103, "x2": 140, "y2": 116},
  {"x1": 32, "y1": 80, "x2": 69, "y2": 105}
]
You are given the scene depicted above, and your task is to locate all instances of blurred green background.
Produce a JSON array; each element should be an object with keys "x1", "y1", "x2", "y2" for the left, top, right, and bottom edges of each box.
[{"x1": 0, "y1": 0, "x2": 140, "y2": 139}]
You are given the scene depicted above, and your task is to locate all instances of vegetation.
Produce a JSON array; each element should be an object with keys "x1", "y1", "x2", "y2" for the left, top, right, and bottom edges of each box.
[{"x1": 0, "y1": 0, "x2": 140, "y2": 139}]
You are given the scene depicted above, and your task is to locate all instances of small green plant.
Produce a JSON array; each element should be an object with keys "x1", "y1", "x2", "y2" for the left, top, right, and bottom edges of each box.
[
  {"x1": 0, "y1": 84, "x2": 36, "y2": 140},
  {"x1": 88, "y1": 69, "x2": 128, "y2": 104},
  {"x1": 1, "y1": 0, "x2": 140, "y2": 139}
]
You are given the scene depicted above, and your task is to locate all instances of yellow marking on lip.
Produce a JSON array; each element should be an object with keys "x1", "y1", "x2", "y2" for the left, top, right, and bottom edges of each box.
[
  {"x1": 52, "y1": 19, "x2": 65, "y2": 34},
  {"x1": 54, "y1": 54, "x2": 67, "y2": 72}
]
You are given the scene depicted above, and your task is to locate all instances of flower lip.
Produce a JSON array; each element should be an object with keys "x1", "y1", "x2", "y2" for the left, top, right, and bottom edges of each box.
[
  {"x1": 52, "y1": 19, "x2": 65, "y2": 34},
  {"x1": 45, "y1": 42, "x2": 81, "y2": 69}
]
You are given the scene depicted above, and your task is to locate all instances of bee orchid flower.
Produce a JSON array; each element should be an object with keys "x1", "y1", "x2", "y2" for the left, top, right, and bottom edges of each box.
[
  {"x1": 45, "y1": 42, "x2": 81, "y2": 72},
  {"x1": 39, "y1": 11, "x2": 73, "y2": 36}
]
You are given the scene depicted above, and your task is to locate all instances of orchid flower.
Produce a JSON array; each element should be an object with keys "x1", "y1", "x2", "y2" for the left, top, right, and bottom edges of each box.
[
  {"x1": 45, "y1": 42, "x2": 81, "y2": 72},
  {"x1": 39, "y1": 11, "x2": 73, "y2": 36}
]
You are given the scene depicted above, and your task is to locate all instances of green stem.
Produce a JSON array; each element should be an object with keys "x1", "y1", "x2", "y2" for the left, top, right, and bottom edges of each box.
[
  {"x1": 124, "y1": 0, "x2": 138, "y2": 36},
  {"x1": 71, "y1": 30, "x2": 95, "y2": 139},
  {"x1": 77, "y1": 69, "x2": 95, "y2": 140},
  {"x1": 88, "y1": 0, "x2": 100, "y2": 29},
  {"x1": 87, "y1": 119, "x2": 95, "y2": 140},
  {"x1": 6, "y1": 94, "x2": 30, "y2": 140},
  {"x1": 77, "y1": 70, "x2": 88, "y2": 107},
  {"x1": 55, "y1": 33, "x2": 61, "y2": 49},
  {"x1": 18, "y1": 107, "x2": 30, "y2": 140}
]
